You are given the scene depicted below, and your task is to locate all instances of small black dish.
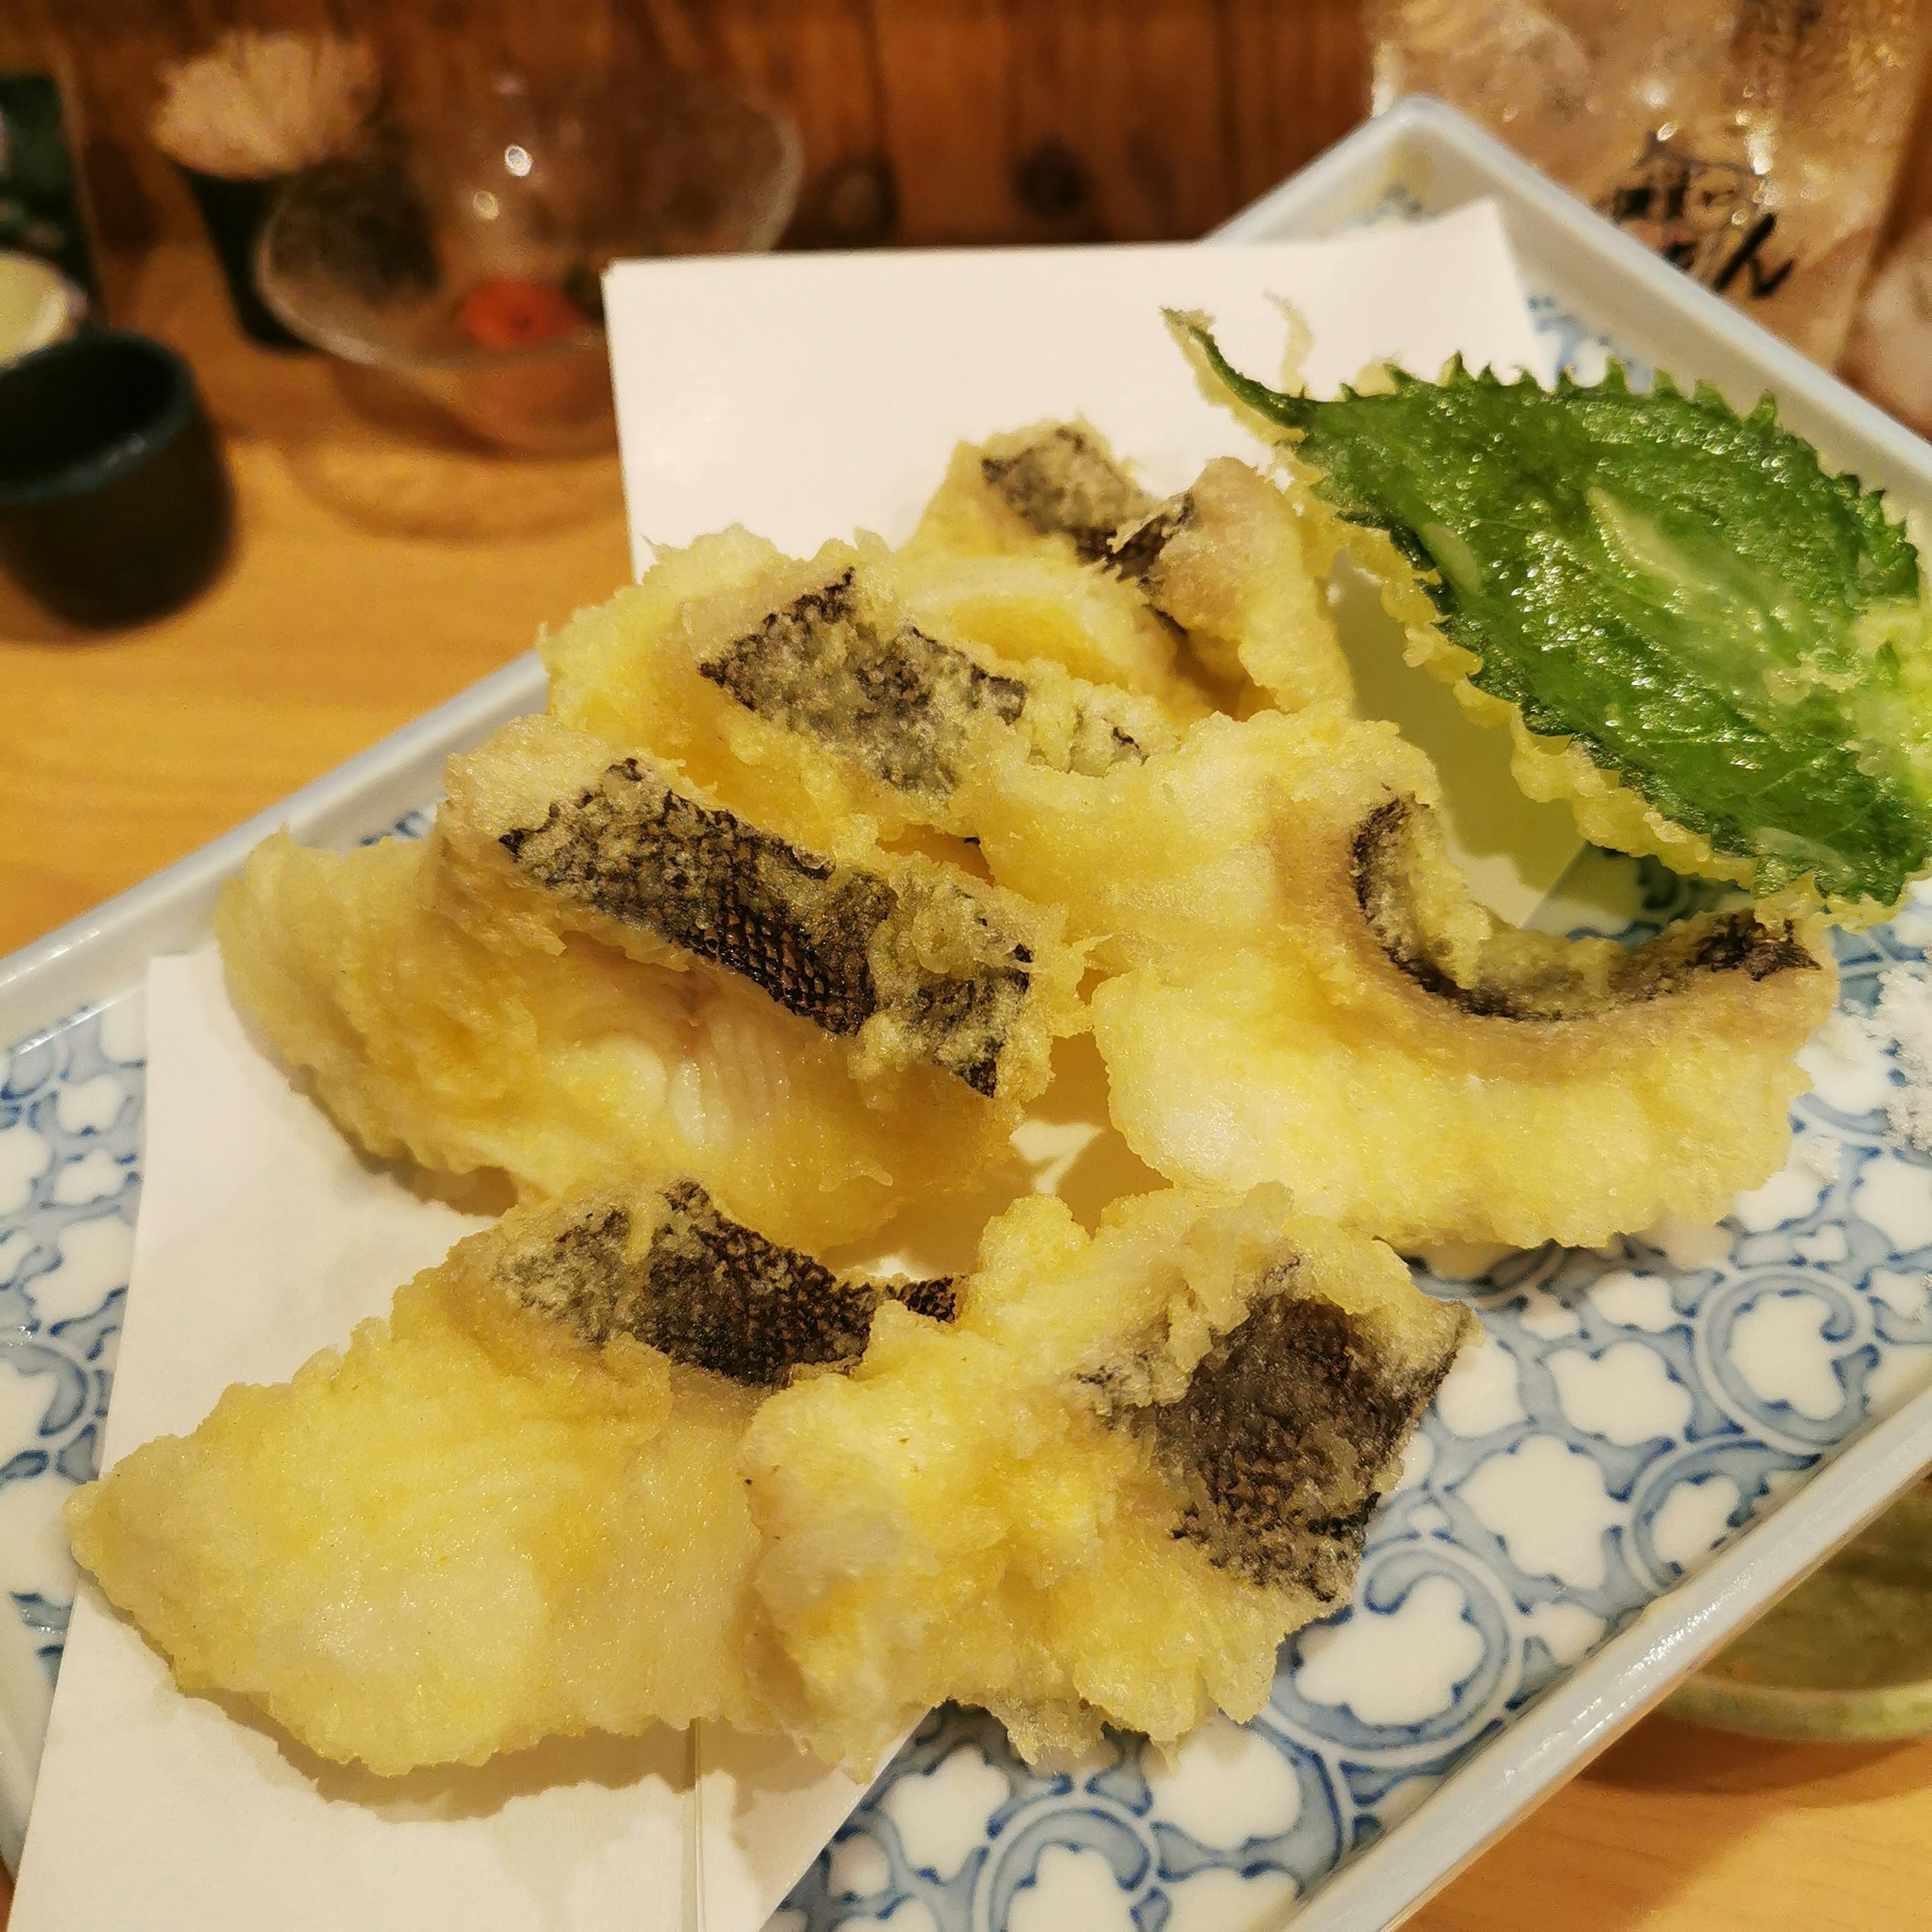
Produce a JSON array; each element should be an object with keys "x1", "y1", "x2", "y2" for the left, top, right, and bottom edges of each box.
[{"x1": 0, "y1": 330, "x2": 232, "y2": 628}]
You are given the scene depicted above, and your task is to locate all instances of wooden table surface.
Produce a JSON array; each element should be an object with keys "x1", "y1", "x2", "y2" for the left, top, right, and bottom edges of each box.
[{"x1": 4, "y1": 248, "x2": 1930, "y2": 1931}]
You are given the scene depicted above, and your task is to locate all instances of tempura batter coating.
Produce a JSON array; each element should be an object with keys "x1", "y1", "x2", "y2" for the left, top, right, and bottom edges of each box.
[
  {"x1": 544, "y1": 530, "x2": 1182, "y2": 846},
  {"x1": 974, "y1": 706, "x2": 1835, "y2": 1246},
  {"x1": 907, "y1": 427, "x2": 1347, "y2": 716},
  {"x1": 890, "y1": 547, "x2": 1210, "y2": 714},
  {"x1": 436, "y1": 716, "x2": 1079, "y2": 1100},
  {"x1": 747, "y1": 1185, "x2": 1474, "y2": 1767},
  {"x1": 896, "y1": 421, "x2": 1203, "y2": 706},
  {"x1": 67, "y1": 1184, "x2": 960, "y2": 1773},
  {"x1": 544, "y1": 527, "x2": 891, "y2": 854},
  {"x1": 216, "y1": 802, "x2": 1073, "y2": 1248}
]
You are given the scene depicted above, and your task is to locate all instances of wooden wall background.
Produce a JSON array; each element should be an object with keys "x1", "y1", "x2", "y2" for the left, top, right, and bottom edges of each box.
[{"x1": 3, "y1": 0, "x2": 1931, "y2": 329}]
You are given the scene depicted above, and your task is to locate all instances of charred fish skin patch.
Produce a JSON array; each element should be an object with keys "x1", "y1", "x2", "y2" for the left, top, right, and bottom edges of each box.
[
  {"x1": 500, "y1": 757, "x2": 890, "y2": 1036},
  {"x1": 500, "y1": 1182, "x2": 958, "y2": 1387},
  {"x1": 699, "y1": 567, "x2": 1163, "y2": 793},
  {"x1": 698, "y1": 568, "x2": 1027, "y2": 801},
  {"x1": 1664, "y1": 911, "x2": 1819, "y2": 987},
  {"x1": 980, "y1": 424, "x2": 1155, "y2": 562},
  {"x1": 1350, "y1": 795, "x2": 1821, "y2": 1022},
  {"x1": 880, "y1": 901, "x2": 1035, "y2": 1098},
  {"x1": 1135, "y1": 1272, "x2": 1455, "y2": 1598},
  {"x1": 498, "y1": 756, "x2": 1038, "y2": 1095}
]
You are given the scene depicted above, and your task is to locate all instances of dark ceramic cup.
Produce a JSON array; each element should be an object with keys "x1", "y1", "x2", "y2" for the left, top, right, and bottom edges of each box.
[{"x1": 0, "y1": 331, "x2": 232, "y2": 626}]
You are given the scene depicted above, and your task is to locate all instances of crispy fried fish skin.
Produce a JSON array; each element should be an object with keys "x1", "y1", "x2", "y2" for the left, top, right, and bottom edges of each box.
[
  {"x1": 543, "y1": 530, "x2": 1183, "y2": 845},
  {"x1": 1109, "y1": 457, "x2": 1353, "y2": 715},
  {"x1": 745, "y1": 1185, "x2": 1475, "y2": 1768},
  {"x1": 543, "y1": 526, "x2": 893, "y2": 854},
  {"x1": 1065, "y1": 711, "x2": 1836, "y2": 1248},
  {"x1": 896, "y1": 421, "x2": 1205, "y2": 708},
  {"x1": 66, "y1": 1184, "x2": 959, "y2": 1774},
  {"x1": 215, "y1": 822, "x2": 1056, "y2": 1248},
  {"x1": 908, "y1": 427, "x2": 1347, "y2": 719},
  {"x1": 436, "y1": 715, "x2": 1083, "y2": 1101}
]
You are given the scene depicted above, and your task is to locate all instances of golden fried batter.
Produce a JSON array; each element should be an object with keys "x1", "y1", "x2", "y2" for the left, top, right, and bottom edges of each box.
[
  {"x1": 436, "y1": 716, "x2": 1080, "y2": 1100},
  {"x1": 907, "y1": 427, "x2": 1347, "y2": 717},
  {"x1": 967, "y1": 706, "x2": 1835, "y2": 1246},
  {"x1": 748, "y1": 1185, "x2": 1474, "y2": 1766},
  {"x1": 67, "y1": 1184, "x2": 960, "y2": 1773},
  {"x1": 544, "y1": 529, "x2": 1185, "y2": 846},
  {"x1": 217, "y1": 723, "x2": 1083, "y2": 1248},
  {"x1": 904, "y1": 419, "x2": 1156, "y2": 567},
  {"x1": 70, "y1": 1178, "x2": 1461, "y2": 1776},
  {"x1": 889, "y1": 546, "x2": 1211, "y2": 715}
]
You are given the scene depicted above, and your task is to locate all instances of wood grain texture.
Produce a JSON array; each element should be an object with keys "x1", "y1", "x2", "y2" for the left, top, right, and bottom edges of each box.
[
  {"x1": 0, "y1": 0, "x2": 1372, "y2": 258},
  {"x1": 6, "y1": 0, "x2": 1929, "y2": 257},
  {"x1": 1415, "y1": 1717, "x2": 1932, "y2": 1932}
]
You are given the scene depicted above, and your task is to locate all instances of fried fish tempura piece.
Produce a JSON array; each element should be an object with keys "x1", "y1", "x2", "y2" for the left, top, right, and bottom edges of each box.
[
  {"x1": 975, "y1": 707, "x2": 1836, "y2": 1247},
  {"x1": 908, "y1": 423, "x2": 1348, "y2": 716},
  {"x1": 437, "y1": 716, "x2": 1081, "y2": 1100},
  {"x1": 218, "y1": 731, "x2": 1082, "y2": 1247},
  {"x1": 897, "y1": 419, "x2": 1207, "y2": 705},
  {"x1": 545, "y1": 529, "x2": 1183, "y2": 844},
  {"x1": 889, "y1": 548, "x2": 1211, "y2": 715},
  {"x1": 67, "y1": 1182, "x2": 961, "y2": 1773},
  {"x1": 747, "y1": 1184, "x2": 1474, "y2": 1767},
  {"x1": 545, "y1": 442, "x2": 1344, "y2": 873}
]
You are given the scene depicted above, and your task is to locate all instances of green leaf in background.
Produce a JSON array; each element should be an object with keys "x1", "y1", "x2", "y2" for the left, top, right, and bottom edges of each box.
[{"x1": 1182, "y1": 321, "x2": 1932, "y2": 918}]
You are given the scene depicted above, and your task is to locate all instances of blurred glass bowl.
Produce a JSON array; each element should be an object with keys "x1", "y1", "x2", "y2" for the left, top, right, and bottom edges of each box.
[
  {"x1": 1665, "y1": 1477, "x2": 1932, "y2": 1743},
  {"x1": 256, "y1": 70, "x2": 800, "y2": 455}
]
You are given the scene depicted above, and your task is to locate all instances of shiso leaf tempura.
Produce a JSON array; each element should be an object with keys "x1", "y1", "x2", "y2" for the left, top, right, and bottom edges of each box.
[{"x1": 1181, "y1": 318, "x2": 1932, "y2": 918}]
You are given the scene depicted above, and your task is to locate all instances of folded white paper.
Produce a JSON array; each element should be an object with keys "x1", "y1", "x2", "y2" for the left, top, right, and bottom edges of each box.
[{"x1": 607, "y1": 202, "x2": 1550, "y2": 562}]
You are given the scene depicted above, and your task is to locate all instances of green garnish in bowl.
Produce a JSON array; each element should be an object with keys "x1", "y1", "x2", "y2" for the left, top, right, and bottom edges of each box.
[{"x1": 1180, "y1": 319, "x2": 1932, "y2": 922}]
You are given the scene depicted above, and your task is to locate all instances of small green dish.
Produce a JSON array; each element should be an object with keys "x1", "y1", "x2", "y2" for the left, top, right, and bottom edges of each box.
[{"x1": 1666, "y1": 1478, "x2": 1932, "y2": 1743}]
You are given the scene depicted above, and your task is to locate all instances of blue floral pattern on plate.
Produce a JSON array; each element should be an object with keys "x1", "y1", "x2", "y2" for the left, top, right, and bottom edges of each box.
[{"x1": 0, "y1": 994, "x2": 144, "y2": 1864}]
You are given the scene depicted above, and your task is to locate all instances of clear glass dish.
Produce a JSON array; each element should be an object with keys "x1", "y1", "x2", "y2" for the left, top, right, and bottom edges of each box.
[{"x1": 255, "y1": 69, "x2": 801, "y2": 455}]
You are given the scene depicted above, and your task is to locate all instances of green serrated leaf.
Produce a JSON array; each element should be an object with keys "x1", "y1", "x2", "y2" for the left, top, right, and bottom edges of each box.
[{"x1": 1184, "y1": 321, "x2": 1932, "y2": 913}]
